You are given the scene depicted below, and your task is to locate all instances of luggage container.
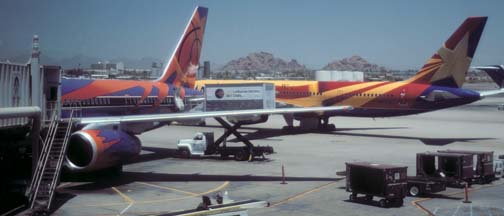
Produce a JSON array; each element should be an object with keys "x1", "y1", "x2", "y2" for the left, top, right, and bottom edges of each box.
[
  {"x1": 416, "y1": 152, "x2": 474, "y2": 187},
  {"x1": 438, "y1": 150, "x2": 494, "y2": 184},
  {"x1": 346, "y1": 162, "x2": 407, "y2": 207}
]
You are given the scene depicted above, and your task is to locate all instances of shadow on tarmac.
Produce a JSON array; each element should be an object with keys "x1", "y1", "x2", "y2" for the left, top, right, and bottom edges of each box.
[
  {"x1": 210, "y1": 126, "x2": 496, "y2": 146},
  {"x1": 62, "y1": 172, "x2": 344, "y2": 191},
  {"x1": 125, "y1": 146, "x2": 273, "y2": 165}
]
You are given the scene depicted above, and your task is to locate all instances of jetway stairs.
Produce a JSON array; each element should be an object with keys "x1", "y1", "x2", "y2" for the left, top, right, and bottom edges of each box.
[{"x1": 26, "y1": 110, "x2": 75, "y2": 213}]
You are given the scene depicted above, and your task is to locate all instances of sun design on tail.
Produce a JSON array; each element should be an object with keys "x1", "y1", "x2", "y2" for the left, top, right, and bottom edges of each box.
[{"x1": 187, "y1": 63, "x2": 198, "y2": 75}]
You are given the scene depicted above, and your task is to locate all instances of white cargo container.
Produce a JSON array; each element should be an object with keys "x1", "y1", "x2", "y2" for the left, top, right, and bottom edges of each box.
[{"x1": 204, "y1": 83, "x2": 275, "y2": 111}]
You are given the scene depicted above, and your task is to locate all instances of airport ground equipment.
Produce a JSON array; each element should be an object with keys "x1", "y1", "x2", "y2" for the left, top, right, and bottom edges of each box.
[
  {"x1": 406, "y1": 176, "x2": 446, "y2": 197},
  {"x1": 177, "y1": 132, "x2": 273, "y2": 161},
  {"x1": 494, "y1": 159, "x2": 503, "y2": 179},
  {"x1": 27, "y1": 110, "x2": 75, "y2": 213},
  {"x1": 438, "y1": 150, "x2": 495, "y2": 184},
  {"x1": 346, "y1": 162, "x2": 407, "y2": 208},
  {"x1": 163, "y1": 199, "x2": 269, "y2": 216},
  {"x1": 416, "y1": 152, "x2": 474, "y2": 187}
]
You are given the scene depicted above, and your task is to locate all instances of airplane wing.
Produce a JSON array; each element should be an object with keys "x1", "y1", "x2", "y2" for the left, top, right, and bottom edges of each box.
[
  {"x1": 473, "y1": 65, "x2": 504, "y2": 88},
  {"x1": 472, "y1": 66, "x2": 504, "y2": 97},
  {"x1": 78, "y1": 106, "x2": 352, "y2": 124}
]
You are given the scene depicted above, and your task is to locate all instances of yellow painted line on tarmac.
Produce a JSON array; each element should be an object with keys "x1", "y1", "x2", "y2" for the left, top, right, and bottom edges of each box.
[
  {"x1": 136, "y1": 181, "x2": 230, "y2": 204},
  {"x1": 111, "y1": 187, "x2": 134, "y2": 204},
  {"x1": 270, "y1": 181, "x2": 337, "y2": 207},
  {"x1": 136, "y1": 182, "x2": 198, "y2": 196},
  {"x1": 68, "y1": 181, "x2": 230, "y2": 208},
  {"x1": 412, "y1": 181, "x2": 504, "y2": 216},
  {"x1": 411, "y1": 198, "x2": 434, "y2": 216}
]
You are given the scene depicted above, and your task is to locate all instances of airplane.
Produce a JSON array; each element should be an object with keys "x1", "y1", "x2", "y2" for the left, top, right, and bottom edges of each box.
[
  {"x1": 196, "y1": 16, "x2": 504, "y2": 129},
  {"x1": 59, "y1": 7, "x2": 351, "y2": 172}
]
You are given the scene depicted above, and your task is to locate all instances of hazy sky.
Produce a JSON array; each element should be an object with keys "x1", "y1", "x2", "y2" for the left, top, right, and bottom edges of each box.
[{"x1": 1, "y1": 0, "x2": 503, "y2": 69}]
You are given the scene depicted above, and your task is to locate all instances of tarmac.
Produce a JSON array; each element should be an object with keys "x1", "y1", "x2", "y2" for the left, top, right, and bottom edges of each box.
[{"x1": 52, "y1": 92, "x2": 504, "y2": 216}]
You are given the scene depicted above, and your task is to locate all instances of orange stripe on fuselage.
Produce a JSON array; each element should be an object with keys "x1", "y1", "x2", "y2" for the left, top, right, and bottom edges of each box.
[{"x1": 62, "y1": 80, "x2": 173, "y2": 108}]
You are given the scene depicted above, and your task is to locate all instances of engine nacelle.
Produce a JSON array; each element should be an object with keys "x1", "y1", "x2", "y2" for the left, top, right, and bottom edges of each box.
[
  {"x1": 65, "y1": 129, "x2": 141, "y2": 172},
  {"x1": 226, "y1": 114, "x2": 269, "y2": 125}
]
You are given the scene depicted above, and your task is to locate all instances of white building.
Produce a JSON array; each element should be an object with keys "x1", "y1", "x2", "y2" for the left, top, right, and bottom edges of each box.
[
  {"x1": 0, "y1": 36, "x2": 61, "y2": 128},
  {"x1": 315, "y1": 70, "x2": 364, "y2": 82}
]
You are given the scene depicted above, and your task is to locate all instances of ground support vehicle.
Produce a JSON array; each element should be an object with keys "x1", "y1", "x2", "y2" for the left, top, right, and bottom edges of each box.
[
  {"x1": 438, "y1": 150, "x2": 495, "y2": 184},
  {"x1": 494, "y1": 159, "x2": 503, "y2": 179},
  {"x1": 406, "y1": 176, "x2": 446, "y2": 197},
  {"x1": 416, "y1": 152, "x2": 474, "y2": 187},
  {"x1": 177, "y1": 132, "x2": 273, "y2": 161},
  {"x1": 346, "y1": 162, "x2": 407, "y2": 208}
]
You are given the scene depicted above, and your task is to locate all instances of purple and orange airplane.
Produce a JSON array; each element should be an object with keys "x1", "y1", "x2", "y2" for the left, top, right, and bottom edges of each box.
[
  {"x1": 196, "y1": 16, "x2": 504, "y2": 129},
  {"x1": 59, "y1": 7, "x2": 350, "y2": 172}
]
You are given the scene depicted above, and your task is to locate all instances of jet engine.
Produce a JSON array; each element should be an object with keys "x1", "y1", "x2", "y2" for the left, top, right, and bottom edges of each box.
[{"x1": 65, "y1": 128, "x2": 141, "y2": 172}]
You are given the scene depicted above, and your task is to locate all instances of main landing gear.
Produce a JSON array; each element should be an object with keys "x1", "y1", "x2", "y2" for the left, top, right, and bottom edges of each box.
[{"x1": 282, "y1": 116, "x2": 336, "y2": 132}]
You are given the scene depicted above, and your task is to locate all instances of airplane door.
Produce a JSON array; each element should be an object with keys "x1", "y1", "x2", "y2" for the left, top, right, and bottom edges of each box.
[{"x1": 398, "y1": 88, "x2": 408, "y2": 107}]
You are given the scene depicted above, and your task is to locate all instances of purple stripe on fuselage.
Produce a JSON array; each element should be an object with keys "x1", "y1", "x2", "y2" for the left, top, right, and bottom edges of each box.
[
  {"x1": 150, "y1": 86, "x2": 160, "y2": 96},
  {"x1": 62, "y1": 78, "x2": 95, "y2": 95},
  {"x1": 107, "y1": 86, "x2": 146, "y2": 97},
  {"x1": 166, "y1": 72, "x2": 177, "y2": 84}
]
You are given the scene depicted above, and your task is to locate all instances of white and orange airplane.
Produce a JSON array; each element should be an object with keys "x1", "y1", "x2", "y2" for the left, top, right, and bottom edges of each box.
[{"x1": 197, "y1": 17, "x2": 504, "y2": 129}]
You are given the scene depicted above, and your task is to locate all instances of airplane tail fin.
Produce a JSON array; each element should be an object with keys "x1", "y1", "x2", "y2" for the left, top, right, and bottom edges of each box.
[
  {"x1": 475, "y1": 65, "x2": 504, "y2": 88},
  {"x1": 156, "y1": 6, "x2": 208, "y2": 88},
  {"x1": 407, "y1": 17, "x2": 487, "y2": 88}
]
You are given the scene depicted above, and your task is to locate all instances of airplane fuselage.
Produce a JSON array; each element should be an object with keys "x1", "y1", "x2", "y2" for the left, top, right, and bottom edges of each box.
[
  {"x1": 195, "y1": 80, "x2": 481, "y2": 118},
  {"x1": 61, "y1": 78, "x2": 203, "y2": 118}
]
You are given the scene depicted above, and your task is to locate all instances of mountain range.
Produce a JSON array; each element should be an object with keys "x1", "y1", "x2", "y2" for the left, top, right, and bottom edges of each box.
[
  {"x1": 1, "y1": 50, "x2": 388, "y2": 72},
  {"x1": 220, "y1": 52, "x2": 307, "y2": 72}
]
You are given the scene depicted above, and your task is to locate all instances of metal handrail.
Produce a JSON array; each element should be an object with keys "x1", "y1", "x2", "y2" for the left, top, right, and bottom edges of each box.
[
  {"x1": 27, "y1": 110, "x2": 57, "y2": 199},
  {"x1": 29, "y1": 109, "x2": 59, "y2": 208},
  {"x1": 47, "y1": 109, "x2": 74, "y2": 210}
]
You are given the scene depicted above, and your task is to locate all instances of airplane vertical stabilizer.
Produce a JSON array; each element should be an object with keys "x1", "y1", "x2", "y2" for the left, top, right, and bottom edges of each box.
[
  {"x1": 156, "y1": 6, "x2": 208, "y2": 88},
  {"x1": 407, "y1": 17, "x2": 487, "y2": 88}
]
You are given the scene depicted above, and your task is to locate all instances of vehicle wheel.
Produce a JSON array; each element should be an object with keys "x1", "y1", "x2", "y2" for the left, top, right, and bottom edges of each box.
[
  {"x1": 396, "y1": 199, "x2": 404, "y2": 206},
  {"x1": 379, "y1": 199, "x2": 387, "y2": 208},
  {"x1": 234, "y1": 150, "x2": 249, "y2": 161},
  {"x1": 349, "y1": 194, "x2": 357, "y2": 201},
  {"x1": 179, "y1": 149, "x2": 190, "y2": 158},
  {"x1": 408, "y1": 185, "x2": 420, "y2": 197},
  {"x1": 365, "y1": 195, "x2": 373, "y2": 201}
]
